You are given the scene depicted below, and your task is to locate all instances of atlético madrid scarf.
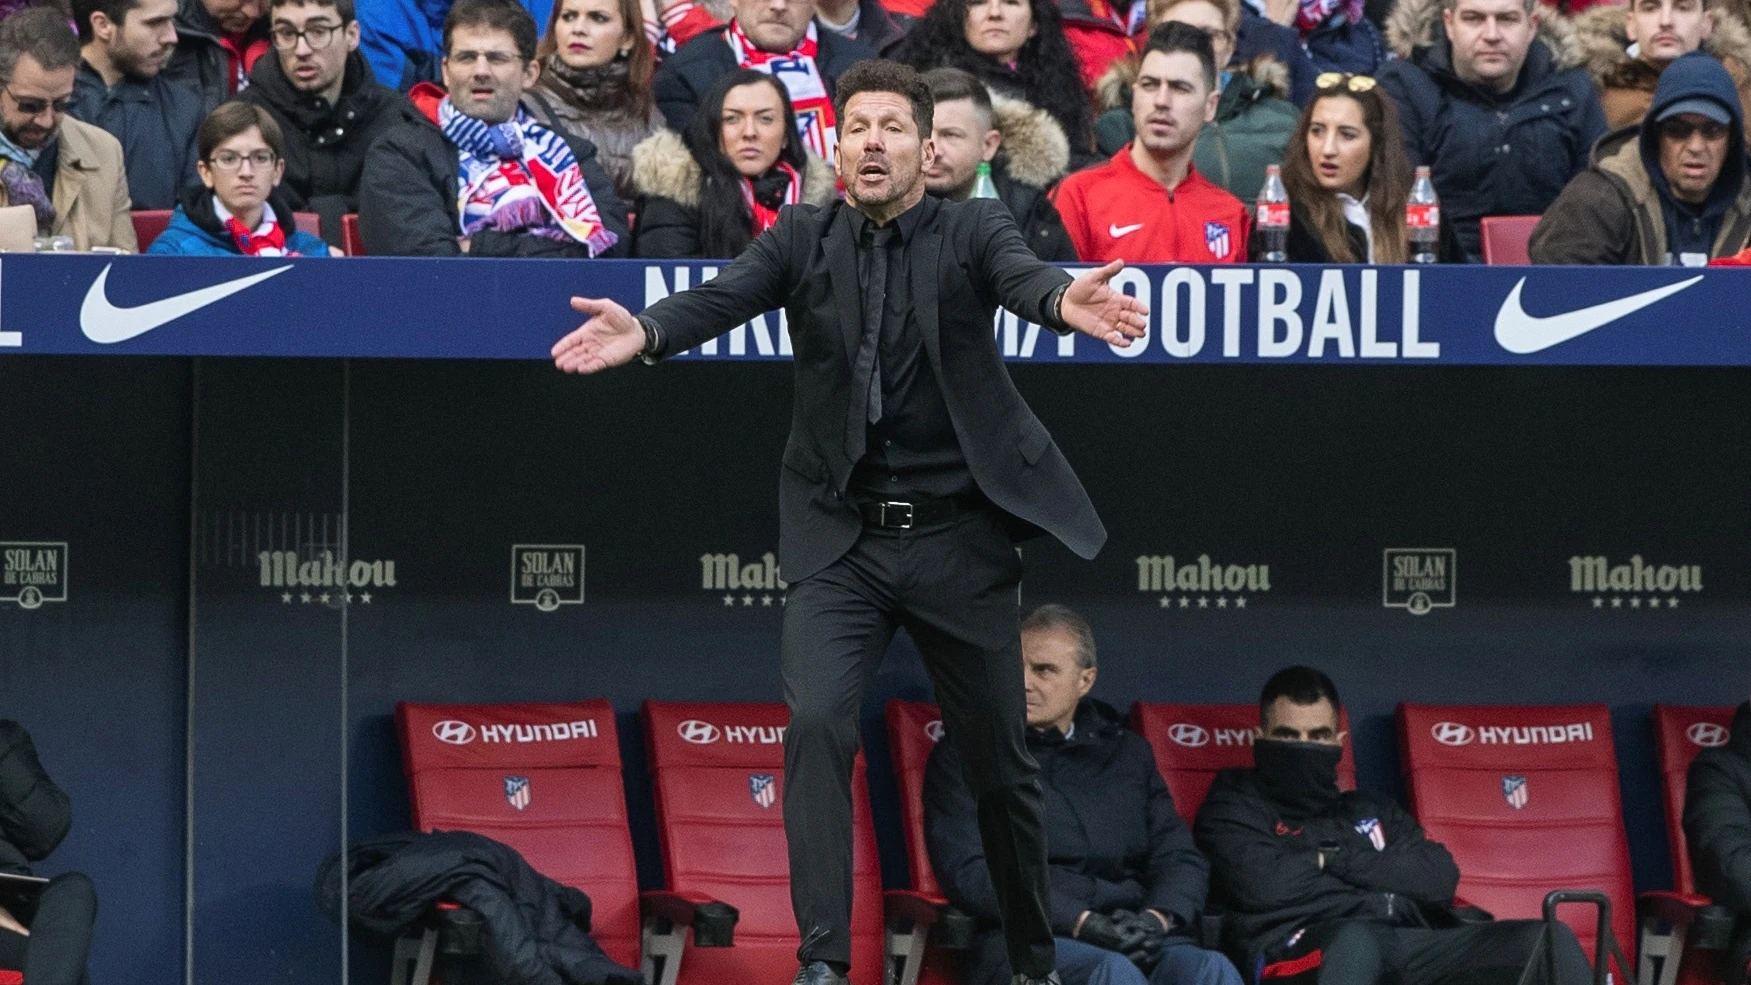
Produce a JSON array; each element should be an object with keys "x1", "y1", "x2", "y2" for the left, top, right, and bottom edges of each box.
[
  {"x1": 726, "y1": 20, "x2": 837, "y2": 161},
  {"x1": 420, "y1": 85, "x2": 618, "y2": 256}
]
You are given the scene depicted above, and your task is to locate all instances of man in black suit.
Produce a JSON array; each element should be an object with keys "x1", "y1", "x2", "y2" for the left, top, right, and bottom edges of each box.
[{"x1": 553, "y1": 59, "x2": 1147, "y2": 985}]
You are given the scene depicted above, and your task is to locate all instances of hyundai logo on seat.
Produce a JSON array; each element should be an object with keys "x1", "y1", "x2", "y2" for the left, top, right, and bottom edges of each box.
[
  {"x1": 1169, "y1": 723, "x2": 1210, "y2": 747},
  {"x1": 1688, "y1": 722, "x2": 1730, "y2": 748},
  {"x1": 1431, "y1": 722, "x2": 1475, "y2": 746},
  {"x1": 677, "y1": 720, "x2": 721, "y2": 744},
  {"x1": 432, "y1": 720, "x2": 477, "y2": 745}
]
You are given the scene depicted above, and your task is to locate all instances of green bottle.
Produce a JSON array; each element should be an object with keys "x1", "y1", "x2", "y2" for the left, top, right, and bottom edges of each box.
[{"x1": 970, "y1": 161, "x2": 999, "y2": 200}]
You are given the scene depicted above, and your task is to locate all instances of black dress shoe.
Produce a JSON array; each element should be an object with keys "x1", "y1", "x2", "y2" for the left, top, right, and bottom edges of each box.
[
  {"x1": 1010, "y1": 974, "x2": 1063, "y2": 985},
  {"x1": 791, "y1": 960, "x2": 850, "y2": 985}
]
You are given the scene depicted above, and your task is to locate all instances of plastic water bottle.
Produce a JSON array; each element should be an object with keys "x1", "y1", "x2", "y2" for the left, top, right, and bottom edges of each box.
[
  {"x1": 1257, "y1": 164, "x2": 1289, "y2": 262},
  {"x1": 1407, "y1": 166, "x2": 1440, "y2": 264},
  {"x1": 970, "y1": 161, "x2": 999, "y2": 199}
]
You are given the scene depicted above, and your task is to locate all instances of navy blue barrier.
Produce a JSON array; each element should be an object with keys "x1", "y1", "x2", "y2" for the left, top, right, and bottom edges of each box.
[{"x1": 1, "y1": 254, "x2": 1745, "y2": 364}]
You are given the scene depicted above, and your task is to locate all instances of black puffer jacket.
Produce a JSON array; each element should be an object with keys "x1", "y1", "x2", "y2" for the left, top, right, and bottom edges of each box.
[
  {"x1": 1194, "y1": 767, "x2": 1459, "y2": 958},
  {"x1": 1687, "y1": 702, "x2": 1751, "y2": 915},
  {"x1": 1377, "y1": 0, "x2": 1606, "y2": 261},
  {"x1": 163, "y1": 0, "x2": 268, "y2": 114},
  {"x1": 0, "y1": 721, "x2": 72, "y2": 877},
  {"x1": 925, "y1": 699, "x2": 1210, "y2": 941},
  {"x1": 236, "y1": 50, "x2": 409, "y2": 244},
  {"x1": 316, "y1": 830, "x2": 640, "y2": 985}
]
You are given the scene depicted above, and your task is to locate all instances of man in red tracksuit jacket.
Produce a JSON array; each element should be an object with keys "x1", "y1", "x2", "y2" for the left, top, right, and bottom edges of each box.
[{"x1": 1053, "y1": 21, "x2": 1249, "y2": 264}]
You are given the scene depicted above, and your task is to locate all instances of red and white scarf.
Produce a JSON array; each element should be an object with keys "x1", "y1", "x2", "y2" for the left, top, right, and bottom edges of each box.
[
  {"x1": 726, "y1": 20, "x2": 837, "y2": 161},
  {"x1": 743, "y1": 161, "x2": 803, "y2": 236},
  {"x1": 219, "y1": 200, "x2": 295, "y2": 256}
]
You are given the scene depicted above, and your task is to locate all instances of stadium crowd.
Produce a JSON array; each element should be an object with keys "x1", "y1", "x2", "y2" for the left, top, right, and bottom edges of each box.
[{"x1": 0, "y1": 0, "x2": 1746, "y2": 261}]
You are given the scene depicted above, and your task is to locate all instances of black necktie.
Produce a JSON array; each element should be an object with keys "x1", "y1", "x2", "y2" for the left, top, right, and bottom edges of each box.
[{"x1": 847, "y1": 223, "x2": 893, "y2": 464}]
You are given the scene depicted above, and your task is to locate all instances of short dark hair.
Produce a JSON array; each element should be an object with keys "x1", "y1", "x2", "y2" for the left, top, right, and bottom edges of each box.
[
  {"x1": 1142, "y1": 19, "x2": 1217, "y2": 91},
  {"x1": 1020, "y1": 603, "x2": 1097, "y2": 670},
  {"x1": 443, "y1": 0, "x2": 536, "y2": 63},
  {"x1": 0, "y1": 7, "x2": 81, "y2": 82},
  {"x1": 1259, "y1": 666, "x2": 1342, "y2": 721},
  {"x1": 71, "y1": 0, "x2": 146, "y2": 44},
  {"x1": 269, "y1": 0, "x2": 356, "y2": 26},
  {"x1": 921, "y1": 66, "x2": 991, "y2": 118},
  {"x1": 834, "y1": 59, "x2": 933, "y2": 138},
  {"x1": 199, "y1": 101, "x2": 285, "y2": 162}
]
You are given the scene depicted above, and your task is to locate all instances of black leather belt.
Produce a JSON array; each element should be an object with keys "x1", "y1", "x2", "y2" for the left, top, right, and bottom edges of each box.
[{"x1": 855, "y1": 496, "x2": 975, "y2": 530}]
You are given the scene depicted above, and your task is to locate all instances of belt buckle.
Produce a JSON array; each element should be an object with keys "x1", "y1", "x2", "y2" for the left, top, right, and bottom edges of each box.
[{"x1": 881, "y1": 501, "x2": 915, "y2": 529}]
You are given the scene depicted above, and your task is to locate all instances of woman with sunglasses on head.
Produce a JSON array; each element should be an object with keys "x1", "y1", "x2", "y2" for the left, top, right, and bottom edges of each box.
[
  {"x1": 1268, "y1": 71, "x2": 1462, "y2": 262},
  {"x1": 149, "y1": 103, "x2": 336, "y2": 255}
]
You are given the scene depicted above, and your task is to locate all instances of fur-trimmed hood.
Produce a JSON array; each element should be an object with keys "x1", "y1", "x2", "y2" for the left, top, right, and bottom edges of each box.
[
  {"x1": 1573, "y1": 1, "x2": 1751, "y2": 89},
  {"x1": 629, "y1": 129, "x2": 837, "y2": 209},
  {"x1": 990, "y1": 91, "x2": 1071, "y2": 188},
  {"x1": 1386, "y1": 0, "x2": 1585, "y2": 70},
  {"x1": 1094, "y1": 53, "x2": 1293, "y2": 113}
]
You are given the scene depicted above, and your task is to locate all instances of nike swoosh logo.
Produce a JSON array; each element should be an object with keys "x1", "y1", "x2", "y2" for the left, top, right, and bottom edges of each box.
[
  {"x1": 1494, "y1": 275, "x2": 1703, "y2": 354},
  {"x1": 80, "y1": 263, "x2": 293, "y2": 344},
  {"x1": 1109, "y1": 222, "x2": 1144, "y2": 238}
]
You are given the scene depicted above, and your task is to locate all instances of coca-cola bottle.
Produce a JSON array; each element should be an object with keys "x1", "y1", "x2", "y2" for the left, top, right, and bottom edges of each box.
[
  {"x1": 1257, "y1": 164, "x2": 1289, "y2": 262},
  {"x1": 1407, "y1": 166, "x2": 1440, "y2": 264}
]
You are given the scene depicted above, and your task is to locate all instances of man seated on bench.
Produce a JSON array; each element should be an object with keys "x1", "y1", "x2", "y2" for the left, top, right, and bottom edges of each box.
[
  {"x1": 925, "y1": 603, "x2": 1243, "y2": 985},
  {"x1": 1685, "y1": 692, "x2": 1751, "y2": 984},
  {"x1": 1193, "y1": 666, "x2": 1592, "y2": 985},
  {"x1": 0, "y1": 720, "x2": 96, "y2": 985}
]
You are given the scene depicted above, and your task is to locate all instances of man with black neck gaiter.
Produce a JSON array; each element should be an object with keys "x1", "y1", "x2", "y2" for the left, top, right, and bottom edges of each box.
[{"x1": 1193, "y1": 667, "x2": 1594, "y2": 985}]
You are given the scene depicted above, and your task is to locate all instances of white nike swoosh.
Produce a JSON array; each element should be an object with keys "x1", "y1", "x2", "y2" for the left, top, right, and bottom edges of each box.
[
  {"x1": 1494, "y1": 274, "x2": 1703, "y2": 354},
  {"x1": 1109, "y1": 222, "x2": 1144, "y2": 238},
  {"x1": 80, "y1": 263, "x2": 293, "y2": 344}
]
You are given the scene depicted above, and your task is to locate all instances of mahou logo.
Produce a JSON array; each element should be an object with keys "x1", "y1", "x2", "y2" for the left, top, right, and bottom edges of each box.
[
  {"x1": 1135, "y1": 553, "x2": 1270, "y2": 611},
  {"x1": 701, "y1": 551, "x2": 787, "y2": 608},
  {"x1": 1568, "y1": 554, "x2": 1702, "y2": 610}
]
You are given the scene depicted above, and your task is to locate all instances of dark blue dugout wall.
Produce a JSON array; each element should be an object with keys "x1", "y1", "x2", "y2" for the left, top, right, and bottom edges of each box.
[{"x1": 4, "y1": 357, "x2": 1750, "y2": 985}]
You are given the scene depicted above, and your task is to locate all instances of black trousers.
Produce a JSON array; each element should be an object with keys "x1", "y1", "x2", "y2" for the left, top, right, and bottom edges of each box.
[
  {"x1": 1261, "y1": 918, "x2": 1594, "y2": 985},
  {"x1": 0, "y1": 872, "x2": 96, "y2": 985},
  {"x1": 781, "y1": 507, "x2": 1055, "y2": 977}
]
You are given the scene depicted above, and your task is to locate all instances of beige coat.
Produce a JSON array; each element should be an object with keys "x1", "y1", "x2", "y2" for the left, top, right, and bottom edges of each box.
[{"x1": 0, "y1": 117, "x2": 136, "y2": 251}]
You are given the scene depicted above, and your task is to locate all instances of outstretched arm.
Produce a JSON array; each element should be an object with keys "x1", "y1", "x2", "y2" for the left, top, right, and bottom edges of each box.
[
  {"x1": 972, "y1": 201, "x2": 1146, "y2": 347},
  {"x1": 551, "y1": 209, "x2": 796, "y2": 373}
]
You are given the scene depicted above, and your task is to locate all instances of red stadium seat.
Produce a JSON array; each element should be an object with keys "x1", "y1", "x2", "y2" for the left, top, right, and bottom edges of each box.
[
  {"x1": 1129, "y1": 703, "x2": 1355, "y2": 825},
  {"x1": 644, "y1": 701, "x2": 938, "y2": 985},
  {"x1": 0, "y1": 970, "x2": 18, "y2": 984},
  {"x1": 1480, "y1": 216, "x2": 1541, "y2": 265},
  {"x1": 342, "y1": 213, "x2": 365, "y2": 256},
  {"x1": 884, "y1": 699, "x2": 977, "y2": 985},
  {"x1": 1397, "y1": 703, "x2": 1636, "y2": 980},
  {"x1": 131, "y1": 210, "x2": 172, "y2": 251},
  {"x1": 132, "y1": 209, "x2": 323, "y2": 252},
  {"x1": 1639, "y1": 705, "x2": 1740, "y2": 985},
  {"x1": 394, "y1": 701, "x2": 728, "y2": 985}
]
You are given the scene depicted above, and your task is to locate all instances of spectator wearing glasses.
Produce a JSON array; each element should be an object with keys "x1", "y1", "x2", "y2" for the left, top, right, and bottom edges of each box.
[
  {"x1": 1052, "y1": 22, "x2": 1250, "y2": 262},
  {"x1": 1576, "y1": 0, "x2": 1751, "y2": 131},
  {"x1": 165, "y1": 0, "x2": 271, "y2": 112},
  {"x1": 630, "y1": 69, "x2": 834, "y2": 258},
  {"x1": 0, "y1": 8, "x2": 135, "y2": 250},
  {"x1": 1095, "y1": 0, "x2": 1298, "y2": 202},
  {"x1": 149, "y1": 101, "x2": 334, "y2": 252},
  {"x1": 358, "y1": 0, "x2": 628, "y2": 256},
  {"x1": 1272, "y1": 72, "x2": 1463, "y2": 260},
  {"x1": 1379, "y1": 0, "x2": 1605, "y2": 261},
  {"x1": 69, "y1": 0, "x2": 204, "y2": 209},
  {"x1": 520, "y1": 0, "x2": 662, "y2": 201},
  {"x1": 1532, "y1": 51, "x2": 1751, "y2": 264},
  {"x1": 234, "y1": 0, "x2": 406, "y2": 243}
]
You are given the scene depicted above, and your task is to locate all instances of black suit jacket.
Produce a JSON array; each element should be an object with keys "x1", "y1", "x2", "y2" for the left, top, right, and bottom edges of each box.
[{"x1": 639, "y1": 195, "x2": 1107, "y2": 583}]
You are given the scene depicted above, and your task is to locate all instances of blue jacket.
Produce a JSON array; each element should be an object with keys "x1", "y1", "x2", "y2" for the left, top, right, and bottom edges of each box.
[
  {"x1": 148, "y1": 188, "x2": 330, "y2": 256},
  {"x1": 1379, "y1": 0, "x2": 1606, "y2": 261},
  {"x1": 357, "y1": 0, "x2": 449, "y2": 89}
]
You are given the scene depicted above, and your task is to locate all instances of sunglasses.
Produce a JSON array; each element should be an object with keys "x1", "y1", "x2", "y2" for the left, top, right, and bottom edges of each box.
[
  {"x1": 1660, "y1": 118, "x2": 1729, "y2": 142},
  {"x1": 4, "y1": 86, "x2": 70, "y2": 116},
  {"x1": 1315, "y1": 72, "x2": 1377, "y2": 93}
]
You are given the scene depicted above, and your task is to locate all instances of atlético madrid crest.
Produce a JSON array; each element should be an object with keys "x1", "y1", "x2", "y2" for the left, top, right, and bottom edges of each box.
[
  {"x1": 1205, "y1": 221, "x2": 1232, "y2": 258},
  {"x1": 1502, "y1": 775, "x2": 1528, "y2": 810},
  {"x1": 504, "y1": 775, "x2": 531, "y2": 812},
  {"x1": 750, "y1": 773, "x2": 776, "y2": 809}
]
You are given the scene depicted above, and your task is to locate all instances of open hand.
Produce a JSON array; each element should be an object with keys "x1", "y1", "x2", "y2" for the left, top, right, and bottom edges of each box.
[
  {"x1": 552, "y1": 296, "x2": 645, "y2": 374},
  {"x1": 1061, "y1": 260, "x2": 1149, "y2": 347}
]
